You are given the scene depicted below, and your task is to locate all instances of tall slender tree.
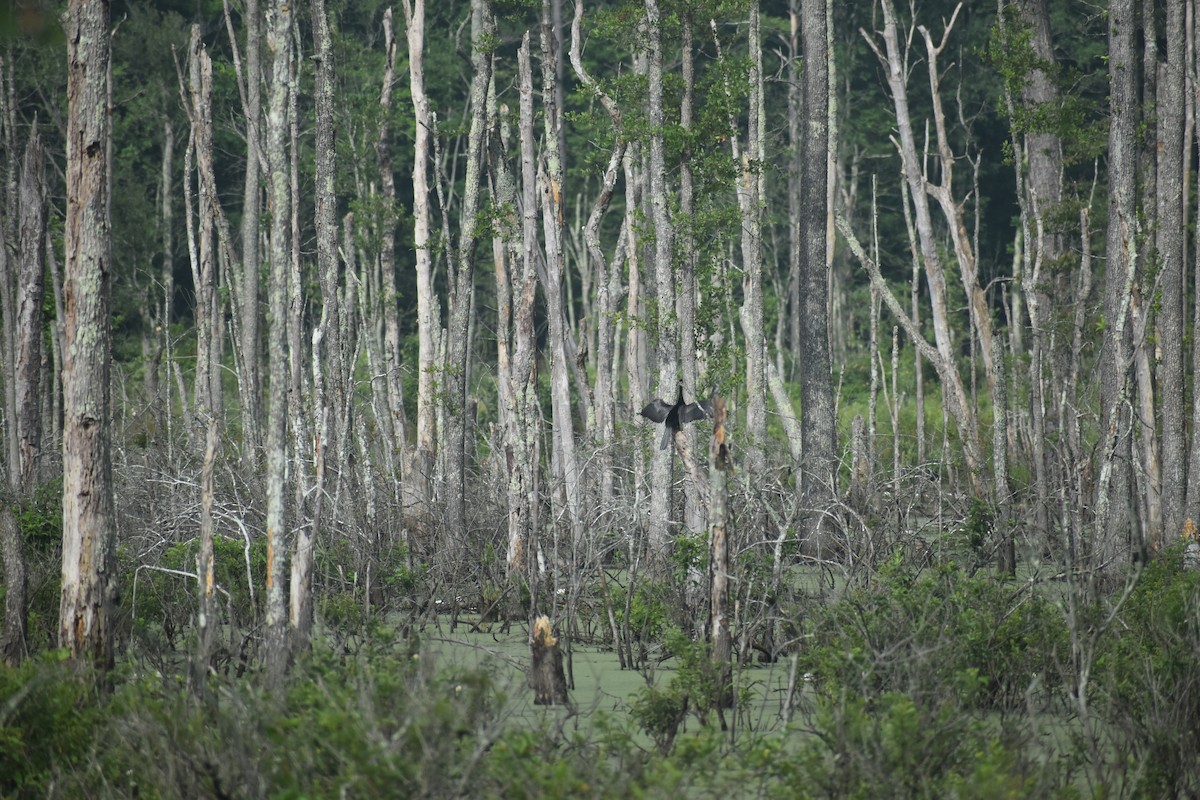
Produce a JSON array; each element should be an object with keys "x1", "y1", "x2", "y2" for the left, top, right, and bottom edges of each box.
[
  {"x1": 645, "y1": 0, "x2": 676, "y2": 563},
  {"x1": 60, "y1": 0, "x2": 116, "y2": 667},
  {"x1": 1096, "y1": 0, "x2": 1138, "y2": 569},
  {"x1": 1158, "y1": 0, "x2": 1186, "y2": 545},
  {"x1": 262, "y1": 0, "x2": 294, "y2": 680},
  {"x1": 799, "y1": 0, "x2": 835, "y2": 534},
  {"x1": 0, "y1": 127, "x2": 47, "y2": 665}
]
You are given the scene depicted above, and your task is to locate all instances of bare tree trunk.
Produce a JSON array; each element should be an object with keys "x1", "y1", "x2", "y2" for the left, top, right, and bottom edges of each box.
[
  {"x1": 863, "y1": 0, "x2": 985, "y2": 491},
  {"x1": 799, "y1": 0, "x2": 836, "y2": 535},
  {"x1": 708, "y1": 396, "x2": 733, "y2": 718},
  {"x1": 677, "y1": 13, "x2": 706, "y2": 536},
  {"x1": 1158, "y1": 0, "x2": 1187, "y2": 544},
  {"x1": 540, "y1": 0, "x2": 585, "y2": 563},
  {"x1": 736, "y1": 7, "x2": 768, "y2": 512},
  {"x1": 1, "y1": 128, "x2": 47, "y2": 665},
  {"x1": 262, "y1": 0, "x2": 294, "y2": 681},
  {"x1": 60, "y1": 0, "x2": 115, "y2": 667},
  {"x1": 646, "y1": 0, "x2": 677, "y2": 564},
  {"x1": 1097, "y1": 0, "x2": 1138, "y2": 570},
  {"x1": 183, "y1": 30, "x2": 226, "y2": 682},
  {"x1": 569, "y1": 2, "x2": 625, "y2": 512},
  {"x1": 403, "y1": 0, "x2": 437, "y2": 521},
  {"x1": 504, "y1": 37, "x2": 541, "y2": 575},
  {"x1": 288, "y1": 0, "x2": 341, "y2": 657},
  {"x1": 787, "y1": 0, "x2": 801, "y2": 372},
  {"x1": 444, "y1": 0, "x2": 493, "y2": 547},
  {"x1": 226, "y1": 0, "x2": 263, "y2": 453}
]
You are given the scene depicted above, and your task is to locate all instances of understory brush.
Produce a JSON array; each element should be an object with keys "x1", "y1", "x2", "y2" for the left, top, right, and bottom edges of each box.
[{"x1": 3, "y1": 548, "x2": 1200, "y2": 798}]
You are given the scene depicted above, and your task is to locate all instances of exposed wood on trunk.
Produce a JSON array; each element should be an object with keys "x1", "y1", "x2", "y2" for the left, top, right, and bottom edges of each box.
[
  {"x1": 530, "y1": 615, "x2": 570, "y2": 705},
  {"x1": 708, "y1": 396, "x2": 733, "y2": 718},
  {"x1": 60, "y1": 0, "x2": 116, "y2": 667}
]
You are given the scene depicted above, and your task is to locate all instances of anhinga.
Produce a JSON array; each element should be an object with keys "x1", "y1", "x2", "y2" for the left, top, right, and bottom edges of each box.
[{"x1": 640, "y1": 383, "x2": 713, "y2": 450}]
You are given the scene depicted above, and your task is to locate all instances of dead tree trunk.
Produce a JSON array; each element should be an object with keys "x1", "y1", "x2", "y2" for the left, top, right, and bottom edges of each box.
[
  {"x1": 0, "y1": 128, "x2": 47, "y2": 665},
  {"x1": 708, "y1": 396, "x2": 733, "y2": 717},
  {"x1": 799, "y1": 0, "x2": 836, "y2": 535},
  {"x1": 60, "y1": 0, "x2": 116, "y2": 667},
  {"x1": 262, "y1": 0, "x2": 294, "y2": 682},
  {"x1": 530, "y1": 615, "x2": 569, "y2": 705},
  {"x1": 444, "y1": 0, "x2": 493, "y2": 549},
  {"x1": 645, "y1": 0, "x2": 677, "y2": 565}
]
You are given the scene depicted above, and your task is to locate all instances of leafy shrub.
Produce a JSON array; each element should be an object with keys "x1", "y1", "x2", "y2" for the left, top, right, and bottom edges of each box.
[
  {"x1": 0, "y1": 652, "x2": 103, "y2": 798},
  {"x1": 776, "y1": 690, "x2": 1069, "y2": 799},
  {"x1": 798, "y1": 558, "x2": 1069, "y2": 710},
  {"x1": 1095, "y1": 544, "x2": 1200, "y2": 797}
]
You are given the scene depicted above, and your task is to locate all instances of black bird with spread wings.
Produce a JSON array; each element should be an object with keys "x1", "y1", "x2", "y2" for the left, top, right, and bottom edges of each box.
[{"x1": 640, "y1": 383, "x2": 713, "y2": 450}]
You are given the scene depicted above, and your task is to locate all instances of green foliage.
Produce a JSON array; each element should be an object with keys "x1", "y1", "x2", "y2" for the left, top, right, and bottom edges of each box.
[
  {"x1": 798, "y1": 558, "x2": 1069, "y2": 711},
  {"x1": 1094, "y1": 544, "x2": 1200, "y2": 798},
  {"x1": 775, "y1": 691, "x2": 1068, "y2": 800},
  {"x1": 612, "y1": 581, "x2": 669, "y2": 643},
  {"x1": 0, "y1": 652, "x2": 103, "y2": 798},
  {"x1": 125, "y1": 535, "x2": 267, "y2": 652},
  {"x1": 17, "y1": 477, "x2": 63, "y2": 553}
]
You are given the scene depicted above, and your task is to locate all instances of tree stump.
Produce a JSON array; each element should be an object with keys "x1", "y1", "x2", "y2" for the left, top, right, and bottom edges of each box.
[{"x1": 530, "y1": 615, "x2": 569, "y2": 706}]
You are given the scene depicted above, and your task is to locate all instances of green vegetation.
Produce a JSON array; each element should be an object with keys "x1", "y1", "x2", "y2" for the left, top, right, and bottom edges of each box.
[{"x1": 5, "y1": 544, "x2": 1198, "y2": 797}]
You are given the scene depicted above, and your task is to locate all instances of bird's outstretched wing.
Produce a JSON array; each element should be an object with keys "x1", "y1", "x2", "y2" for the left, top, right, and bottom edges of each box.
[
  {"x1": 640, "y1": 398, "x2": 673, "y2": 423},
  {"x1": 677, "y1": 399, "x2": 712, "y2": 424}
]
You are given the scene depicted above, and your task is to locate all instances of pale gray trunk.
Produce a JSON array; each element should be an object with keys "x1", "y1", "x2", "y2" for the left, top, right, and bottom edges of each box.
[
  {"x1": 787, "y1": 0, "x2": 801, "y2": 371},
  {"x1": 60, "y1": 0, "x2": 116, "y2": 667},
  {"x1": 505, "y1": 38, "x2": 541, "y2": 575},
  {"x1": 800, "y1": 0, "x2": 836, "y2": 526},
  {"x1": 445, "y1": 0, "x2": 493, "y2": 543},
  {"x1": 403, "y1": 0, "x2": 437, "y2": 520},
  {"x1": 678, "y1": 14, "x2": 704, "y2": 535},
  {"x1": 262, "y1": 0, "x2": 294, "y2": 681},
  {"x1": 541, "y1": 0, "x2": 585, "y2": 562},
  {"x1": 1158, "y1": 0, "x2": 1187, "y2": 543},
  {"x1": 1097, "y1": 0, "x2": 1138, "y2": 569},
  {"x1": 227, "y1": 0, "x2": 263, "y2": 452},
  {"x1": 185, "y1": 31, "x2": 225, "y2": 680},
  {"x1": 865, "y1": 0, "x2": 985, "y2": 491},
  {"x1": 568, "y1": 3, "x2": 625, "y2": 510},
  {"x1": 186, "y1": 28, "x2": 222, "y2": 424},
  {"x1": 737, "y1": 7, "x2": 768, "y2": 505},
  {"x1": 646, "y1": 0, "x2": 676, "y2": 562},
  {"x1": 708, "y1": 397, "x2": 733, "y2": 715},
  {"x1": 289, "y1": 0, "x2": 340, "y2": 656}
]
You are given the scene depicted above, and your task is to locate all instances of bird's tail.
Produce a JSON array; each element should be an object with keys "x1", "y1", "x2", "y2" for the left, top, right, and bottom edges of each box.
[{"x1": 660, "y1": 425, "x2": 673, "y2": 451}]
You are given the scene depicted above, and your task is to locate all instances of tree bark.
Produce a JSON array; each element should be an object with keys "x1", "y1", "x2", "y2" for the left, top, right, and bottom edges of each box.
[
  {"x1": 863, "y1": 0, "x2": 986, "y2": 491},
  {"x1": 60, "y1": 0, "x2": 116, "y2": 667},
  {"x1": 708, "y1": 396, "x2": 733, "y2": 716},
  {"x1": 0, "y1": 127, "x2": 47, "y2": 665},
  {"x1": 799, "y1": 0, "x2": 836, "y2": 535},
  {"x1": 289, "y1": 0, "x2": 341, "y2": 657},
  {"x1": 1158, "y1": 0, "x2": 1187, "y2": 544},
  {"x1": 540, "y1": 0, "x2": 585, "y2": 563},
  {"x1": 1097, "y1": 0, "x2": 1138, "y2": 569},
  {"x1": 262, "y1": 0, "x2": 294, "y2": 681},
  {"x1": 444, "y1": 0, "x2": 493, "y2": 548},
  {"x1": 645, "y1": 0, "x2": 676, "y2": 564}
]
